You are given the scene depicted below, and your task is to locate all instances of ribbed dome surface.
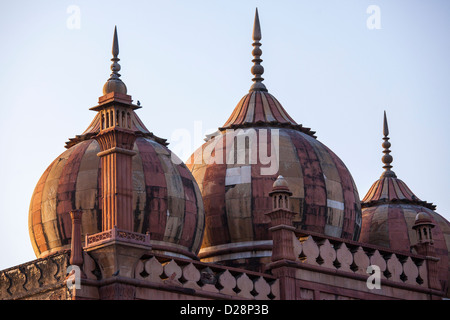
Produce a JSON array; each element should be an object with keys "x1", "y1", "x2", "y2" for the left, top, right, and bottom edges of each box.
[
  {"x1": 29, "y1": 137, "x2": 204, "y2": 259},
  {"x1": 362, "y1": 174, "x2": 435, "y2": 210},
  {"x1": 220, "y1": 90, "x2": 316, "y2": 137},
  {"x1": 361, "y1": 196, "x2": 450, "y2": 295},
  {"x1": 360, "y1": 110, "x2": 450, "y2": 295},
  {"x1": 188, "y1": 92, "x2": 362, "y2": 266}
]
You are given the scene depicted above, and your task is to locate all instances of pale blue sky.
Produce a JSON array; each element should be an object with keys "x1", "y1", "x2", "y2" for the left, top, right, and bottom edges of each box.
[{"x1": 0, "y1": 0, "x2": 449, "y2": 270}]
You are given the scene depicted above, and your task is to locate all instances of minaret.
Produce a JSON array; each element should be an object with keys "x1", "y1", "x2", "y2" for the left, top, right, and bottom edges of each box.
[
  {"x1": 381, "y1": 111, "x2": 397, "y2": 178},
  {"x1": 92, "y1": 26, "x2": 139, "y2": 232},
  {"x1": 249, "y1": 8, "x2": 268, "y2": 92}
]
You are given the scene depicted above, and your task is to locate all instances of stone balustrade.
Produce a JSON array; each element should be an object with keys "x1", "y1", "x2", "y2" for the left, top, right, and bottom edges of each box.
[
  {"x1": 85, "y1": 226, "x2": 151, "y2": 248},
  {"x1": 293, "y1": 231, "x2": 428, "y2": 288},
  {"x1": 0, "y1": 252, "x2": 70, "y2": 300},
  {"x1": 134, "y1": 254, "x2": 279, "y2": 300}
]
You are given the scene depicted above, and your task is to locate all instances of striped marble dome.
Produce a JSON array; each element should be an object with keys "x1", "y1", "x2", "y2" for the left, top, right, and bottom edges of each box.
[
  {"x1": 188, "y1": 91, "x2": 362, "y2": 266},
  {"x1": 360, "y1": 111, "x2": 450, "y2": 296},
  {"x1": 361, "y1": 177, "x2": 450, "y2": 295},
  {"x1": 29, "y1": 112, "x2": 204, "y2": 260}
]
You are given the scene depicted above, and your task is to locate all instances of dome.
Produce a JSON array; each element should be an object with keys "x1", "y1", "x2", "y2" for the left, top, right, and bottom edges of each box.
[
  {"x1": 187, "y1": 11, "x2": 361, "y2": 269},
  {"x1": 271, "y1": 175, "x2": 291, "y2": 193},
  {"x1": 361, "y1": 186, "x2": 450, "y2": 295},
  {"x1": 189, "y1": 92, "x2": 361, "y2": 263},
  {"x1": 28, "y1": 28, "x2": 204, "y2": 260},
  {"x1": 29, "y1": 136, "x2": 204, "y2": 259},
  {"x1": 360, "y1": 111, "x2": 450, "y2": 295},
  {"x1": 415, "y1": 211, "x2": 434, "y2": 226},
  {"x1": 103, "y1": 78, "x2": 127, "y2": 95}
]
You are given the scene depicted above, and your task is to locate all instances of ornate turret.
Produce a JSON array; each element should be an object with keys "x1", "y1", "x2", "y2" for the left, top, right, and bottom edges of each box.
[{"x1": 93, "y1": 27, "x2": 138, "y2": 232}]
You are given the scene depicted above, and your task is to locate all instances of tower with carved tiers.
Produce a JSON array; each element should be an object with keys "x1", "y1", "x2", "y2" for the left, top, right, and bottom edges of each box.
[
  {"x1": 91, "y1": 93, "x2": 139, "y2": 232},
  {"x1": 90, "y1": 26, "x2": 140, "y2": 233}
]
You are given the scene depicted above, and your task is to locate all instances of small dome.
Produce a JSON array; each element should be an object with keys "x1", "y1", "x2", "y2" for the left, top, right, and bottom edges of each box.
[
  {"x1": 103, "y1": 78, "x2": 127, "y2": 95},
  {"x1": 360, "y1": 111, "x2": 450, "y2": 296},
  {"x1": 271, "y1": 175, "x2": 290, "y2": 192},
  {"x1": 414, "y1": 211, "x2": 434, "y2": 226}
]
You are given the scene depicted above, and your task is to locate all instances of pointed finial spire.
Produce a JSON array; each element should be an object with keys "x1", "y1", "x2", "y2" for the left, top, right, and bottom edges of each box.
[
  {"x1": 112, "y1": 25, "x2": 119, "y2": 58},
  {"x1": 103, "y1": 26, "x2": 127, "y2": 95},
  {"x1": 381, "y1": 111, "x2": 396, "y2": 178},
  {"x1": 249, "y1": 8, "x2": 267, "y2": 92}
]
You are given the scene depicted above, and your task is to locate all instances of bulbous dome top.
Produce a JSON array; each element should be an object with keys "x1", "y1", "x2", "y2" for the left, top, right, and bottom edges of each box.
[
  {"x1": 271, "y1": 175, "x2": 290, "y2": 192},
  {"x1": 360, "y1": 111, "x2": 450, "y2": 296},
  {"x1": 29, "y1": 121, "x2": 205, "y2": 260},
  {"x1": 187, "y1": 9, "x2": 361, "y2": 270},
  {"x1": 188, "y1": 92, "x2": 362, "y2": 267},
  {"x1": 103, "y1": 78, "x2": 127, "y2": 95},
  {"x1": 28, "y1": 27, "x2": 205, "y2": 260}
]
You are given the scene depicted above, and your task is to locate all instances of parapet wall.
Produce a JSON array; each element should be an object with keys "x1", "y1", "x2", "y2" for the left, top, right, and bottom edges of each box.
[
  {"x1": 132, "y1": 253, "x2": 279, "y2": 300},
  {"x1": 0, "y1": 251, "x2": 70, "y2": 300},
  {"x1": 294, "y1": 230, "x2": 428, "y2": 287},
  {"x1": 267, "y1": 229, "x2": 445, "y2": 300}
]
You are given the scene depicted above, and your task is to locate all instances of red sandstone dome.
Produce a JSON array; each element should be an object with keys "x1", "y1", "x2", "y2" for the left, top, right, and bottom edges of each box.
[
  {"x1": 28, "y1": 28, "x2": 204, "y2": 260},
  {"x1": 187, "y1": 11, "x2": 361, "y2": 267},
  {"x1": 188, "y1": 91, "x2": 362, "y2": 265},
  {"x1": 360, "y1": 112, "x2": 450, "y2": 296}
]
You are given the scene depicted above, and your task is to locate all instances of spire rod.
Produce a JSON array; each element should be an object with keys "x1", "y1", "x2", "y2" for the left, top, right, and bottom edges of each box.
[
  {"x1": 381, "y1": 111, "x2": 396, "y2": 177},
  {"x1": 110, "y1": 26, "x2": 121, "y2": 80},
  {"x1": 103, "y1": 26, "x2": 127, "y2": 95},
  {"x1": 249, "y1": 8, "x2": 267, "y2": 92}
]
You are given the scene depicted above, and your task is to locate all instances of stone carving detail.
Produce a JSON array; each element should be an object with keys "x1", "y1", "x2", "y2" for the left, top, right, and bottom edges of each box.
[
  {"x1": 0, "y1": 252, "x2": 70, "y2": 300},
  {"x1": 294, "y1": 233, "x2": 428, "y2": 287},
  {"x1": 85, "y1": 227, "x2": 150, "y2": 248},
  {"x1": 217, "y1": 270, "x2": 236, "y2": 296},
  {"x1": 335, "y1": 243, "x2": 353, "y2": 272},
  {"x1": 386, "y1": 254, "x2": 403, "y2": 282},
  {"x1": 135, "y1": 255, "x2": 279, "y2": 300}
]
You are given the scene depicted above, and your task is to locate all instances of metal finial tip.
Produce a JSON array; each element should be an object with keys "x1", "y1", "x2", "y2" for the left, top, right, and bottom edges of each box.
[
  {"x1": 381, "y1": 110, "x2": 395, "y2": 176},
  {"x1": 112, "y1": 26, "x2": 119, "y2": 58},
  {"x1": 383, "y1": 110, "x2": 389, "y2": 137},
  {"x1": 249, "y1": 8, "x2": 267, "y2": 92},
  {"x1": 253, "y1": 8, "x2": 262, "y2": 41}
]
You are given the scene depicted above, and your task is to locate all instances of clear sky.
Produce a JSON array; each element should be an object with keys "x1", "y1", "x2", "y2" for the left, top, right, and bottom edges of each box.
[{"x1": 0, "y1": 0, "x2": 449, "y2": 270}]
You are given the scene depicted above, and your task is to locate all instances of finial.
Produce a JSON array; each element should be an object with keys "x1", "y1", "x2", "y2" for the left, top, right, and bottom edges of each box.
[
  {"x1": 249, "y1": 8, "x2": 267, "y2": 92},
  {"x1": 381, "y1": 111, "x2": 396, "y2": 178},
  {"x1": 103, "y1": 26, "x2": 127, "y2": 95}
]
